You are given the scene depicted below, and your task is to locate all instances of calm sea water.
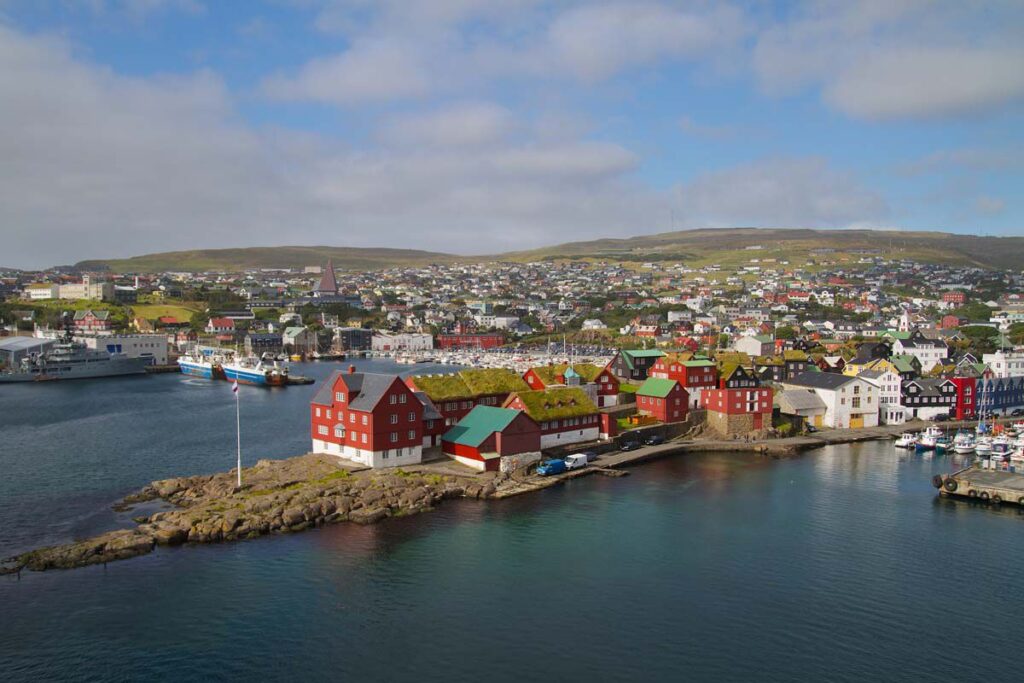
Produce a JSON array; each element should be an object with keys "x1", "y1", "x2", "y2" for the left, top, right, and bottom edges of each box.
[{"x1": 2, "y1": 363, "x2": 1022, "y2": 682}]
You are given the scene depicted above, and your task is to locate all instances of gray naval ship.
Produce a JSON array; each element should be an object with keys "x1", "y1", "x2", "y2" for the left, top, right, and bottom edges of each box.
[{"x1": 0, "y1": 331, "x2": 151, "y2": 383}]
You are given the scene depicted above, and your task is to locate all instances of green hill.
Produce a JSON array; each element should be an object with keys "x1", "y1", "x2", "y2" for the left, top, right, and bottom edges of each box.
[
  {"x1": 495, "y1": 228, "x2": 1024, "y2": 270},
  {"x1": 76, "y1": 246, "x2": 458, "y2": 272},
  {"x1": 73, "y1": 228, "x2": 1024, "y2": 273}
]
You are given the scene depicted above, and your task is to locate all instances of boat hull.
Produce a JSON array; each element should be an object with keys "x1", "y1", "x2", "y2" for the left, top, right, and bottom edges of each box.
[
  {"x1": 222, "y1": 364, "x2": 287, "y2": 387},
  {"x1": 0, "y1": 357, "x2": 150, "y2": 383}
]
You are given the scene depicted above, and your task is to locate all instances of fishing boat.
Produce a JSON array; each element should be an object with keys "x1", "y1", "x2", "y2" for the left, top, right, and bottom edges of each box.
[
  {"x1": 222, "y1": 356, "x2": 289, "y2": 386},
  {"x1": 915, "y1": 425, "x2": 943, "y2": 452},
  {"x1": 934, "y1": 434, "x2": 953, "y2": 454},
  {"x1": 177, "y1": 351, "x2": 224, "y2": 379},
  {"x1": 975, "y1": 436, "x2": 993, "y2": 457},
  {"x1": 894, "y1": 433, "x2": 917, "y2": 449},
  {"x1": 952, "y1": 430, "x2": 976, "y2": 454}
]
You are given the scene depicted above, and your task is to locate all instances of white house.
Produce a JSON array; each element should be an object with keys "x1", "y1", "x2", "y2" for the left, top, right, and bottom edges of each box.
[
  {"x1": 856, "y1": 368, "x2": 905, "y2": 425},
  {"x1": 889, "y1": 330, "x2": 947, "y2": 372},
  {"x1": 982, "y1": 350, "x2": 1024, "y2": 378},
  {"x1": 733, "y1": 334, "x2": 774, "y2": 357},
  {"x1": 780, "y1": 372, "x2": 880, "y2": 429}
]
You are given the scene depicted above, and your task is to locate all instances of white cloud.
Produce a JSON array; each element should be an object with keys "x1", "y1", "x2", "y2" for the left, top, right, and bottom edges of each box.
[
  {"x1": 546, "y1": 2, "x2": 745, "y2": 81},
  {"x1": 0, "y1": 24, "x2": 663, "y2": 267},
  {"x1": 825, "y1": 47, "x2": 1024, "y2": 120},
  {"x1": 753, "y1": 0, "x2": 1024, "y2": 120},
  {"x1": 261, "y1": 39, "x2": 431, "y2": 104},
  {"x1": 377, "y1": 102, "x2": 516, "y2": 147},
  {"x1": 673, "y1": 158, "x2": 888, "y2": 228}
]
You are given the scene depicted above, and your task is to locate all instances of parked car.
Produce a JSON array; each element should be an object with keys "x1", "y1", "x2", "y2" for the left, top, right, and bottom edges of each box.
[
  {"x1": 577, "y1": 451, "x2": 598, "y2": 463},
  {"x1": 536, "y1": 459, "x2": 567, "y2": 476},
  {"x1": 564, "y1": 454, "x2": 589, "y2": 470},
  {"x1": 620, "y1": 440, "x2": 640, "y2": 451},
  {"x1": 643, "y1": 434, "x2": 664, "y2": 446},
  {"x1": 1012, "y1": 408, "x2": 1024, "y2": 417},
  {"x1": 931, "y1": 413, "x2": 950, "y2": 422},
  {"x1": 805, "y1": 425, "x2": 818, "y2": 433}
]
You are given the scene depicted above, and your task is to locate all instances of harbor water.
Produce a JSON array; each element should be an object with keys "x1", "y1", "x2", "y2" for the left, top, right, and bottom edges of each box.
[{"x1": 2, "y1": 363, "x2": 1023, "y2": 681}]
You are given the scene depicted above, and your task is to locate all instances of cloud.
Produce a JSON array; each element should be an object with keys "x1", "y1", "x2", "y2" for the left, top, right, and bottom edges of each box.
[
  {"x1": 753, "y1": 1, "x2": 1024, "y2": 120},
  {"x1": 261, "y1": 39, "x2": 431, "y2": 104},
  {"x1": 825, "y1": 47, "x2": 1024, "y2": 120},
  {"x1": 377, "y1": 102, "x2": 516, "y2": 147},
  {"x1": 673, "y1": 158, "x2": 888, "y2": 228},
  {"x1": 900, "y1": 146, "x2": 1024, "y2": 175},
  {"x1": 974, "y1": 196, "x2": 1006, "y2": 216},
  {"x1": 0, "y1": 24, "x2": 663, "y2": 267},
  {"x1": 546, "y1": 2, "x2": 746, "y2": 81}
]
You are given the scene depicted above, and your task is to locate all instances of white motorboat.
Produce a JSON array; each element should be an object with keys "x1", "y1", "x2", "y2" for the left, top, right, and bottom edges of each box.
[{"x1": 894, "y1": 433, "x2": 917, "y2": 449}]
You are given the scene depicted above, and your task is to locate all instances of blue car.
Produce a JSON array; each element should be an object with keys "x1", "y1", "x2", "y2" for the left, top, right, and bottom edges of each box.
[{"x1": 536, "y1": 459, "x2": 567, "y2": 476}]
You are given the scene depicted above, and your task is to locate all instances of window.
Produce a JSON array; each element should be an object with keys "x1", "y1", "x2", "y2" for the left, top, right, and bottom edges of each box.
[
  {"x1": 334, "y1": 425, "x2": 345, "y2": 438},
  {"x1": 408, "y1": 411, "x2": 415, "y2": 422},
  {"x1": 852, "y1": 397, "x2": 861, "y2": 409},
  {"x1": 400, "y1": 393, "x2": 407, "y2": 404},
  {"x1": 361, "y1": 433, "x2": 367, "y2": 444},
  {"x1": 390, "y1": 432, "x2": 398, "y2": 443},
  {"x1": 326, "y1": 409, "x2": 331, "y2": 419},
  {"x1": 349, "y1": 413, "x2": 355, "y2": 423},
  {"x1": 336, "y1": 392, "x2": 345, "y2": 402},
  {"x1": 390, "y1": 395, "x2": 397, "y2": 405},
  {"x1": 317, "y1": 425, "x2": 328, "y2": 435},
  {"x1": 362, "y1": 415, "x2": 368, "y2": 425},
  {"x1": 390, "y1": 414, "x2": 398, "y2": 424},
  {"x1": 853, "y1": 385, "x2": 860, "y2": 394},
  {"x1": 315, "y1": 407, "x2": 321, "y2": 417},
  {"x1": 408, "y1": 430, "x2": 415, "y2": 439}
]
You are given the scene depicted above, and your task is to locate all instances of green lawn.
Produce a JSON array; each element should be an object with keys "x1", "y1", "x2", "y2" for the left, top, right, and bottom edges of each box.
[{"x1": 131, "y1": 303, "x2": 202, "y2": 321}]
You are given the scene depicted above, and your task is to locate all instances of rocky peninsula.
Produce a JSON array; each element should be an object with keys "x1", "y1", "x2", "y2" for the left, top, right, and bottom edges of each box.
[{"x1": 1, "y1": 454, "x2": 494, "y2": 575}]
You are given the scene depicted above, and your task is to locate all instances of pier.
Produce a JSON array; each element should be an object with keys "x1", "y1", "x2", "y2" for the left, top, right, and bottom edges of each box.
[{"x1": 936, "y1": 465, "x2": 1024, "y2": 506}]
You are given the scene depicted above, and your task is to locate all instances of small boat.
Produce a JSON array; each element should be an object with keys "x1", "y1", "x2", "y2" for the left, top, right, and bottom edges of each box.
[
  {"x1": 952, "y1": 430, "x2": 976, "y2": 454},
  {"x1": 289, "y1": 354, "x2": 303, "y2": 362},
  {"x1": 894, "y1": 433, "x2": 917, "y2": 449},
  {"x1": 915, "y1": 426, "x2": 943, "y2": 452},
  {"x1": 934, "y1": 435, "x2": 952, "y2": 454},
  {"x1": 222, "y1": 356, "x2": 289, "y2": 386},
  {"x1": 975, "y1": 437, "x2": 993, "y2": 457}
]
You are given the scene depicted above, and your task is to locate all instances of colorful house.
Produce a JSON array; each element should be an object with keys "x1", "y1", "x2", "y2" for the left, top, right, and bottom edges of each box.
[
  {"x1": 609, "y1": 349, "x2": 665, "y2": 382},
  {"x1": 522, "y1": 362, "x2": 620, "y2": 407},
  {"x1": 649, "y1": 354, "x2": 718, "y2": 408},
  {"x1": 72, "y1": 309, "x2": 112, "y2": 333},
  {"x1": 442, "y1": 405, "x2": 541, "y2": 471},
  {"x1": 635, "y1": 378, "x2": 689, "y2": 423},
  {"x1": 406, "y1": 368, "x2": 530, "y2": 427},
  {"x1": 702, "y1": 364, "x2": 773, "y2": 436},
  {"x1": 503, "y1": 387, "x2": 601, "y2": 449},
  {"x1": 311, "y1": 368, "x2": 425, "y2": 468}
]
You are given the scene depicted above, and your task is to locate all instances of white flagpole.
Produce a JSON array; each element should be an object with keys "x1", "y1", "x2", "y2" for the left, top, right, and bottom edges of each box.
[{"x1": 234, "y1": 380, "x2": 242, "y2": 488}]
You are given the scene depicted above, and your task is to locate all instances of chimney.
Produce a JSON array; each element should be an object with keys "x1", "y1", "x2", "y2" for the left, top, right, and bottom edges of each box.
[{"x1": 348, "y1": 364, "x2": 356, "y2": 374}]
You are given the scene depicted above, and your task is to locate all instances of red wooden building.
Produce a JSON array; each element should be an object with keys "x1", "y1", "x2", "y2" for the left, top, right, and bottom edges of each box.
[
  {"x1": 441, "y1": 405, "x2": 541, "y2": 471},
  {"x1": 702, "y1": 364, "x2": 773, "y2": 436},
  {"x1": 649, "y1": 354, "x2": 718, "y2": 408},
  {"x1": 311, "y1": 367, "x2": 427, "y2": 468},
  {"x1": 72, "y1": 309, "x2": 112, "y2": 333},
  {"x1": 435, "y1": 333, "x2": 504, "y2": 350},
  {"x1": 522, "y1": 362, "x2": 620, "y2": 407},
  {"x1": 405, "y1": 368, "x2": 531, "y2": 427},
  {"x1": 635, "y1": 378, "x2": 689, "y2": 423},
  {"x1": 503, "y1": 387, "x2": 601, "y2": 449}
]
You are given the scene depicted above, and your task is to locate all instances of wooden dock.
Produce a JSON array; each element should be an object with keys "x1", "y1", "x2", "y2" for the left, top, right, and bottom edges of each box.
[{"x1": 936, "y1": 465, "x2": 1024, "y2": 506}]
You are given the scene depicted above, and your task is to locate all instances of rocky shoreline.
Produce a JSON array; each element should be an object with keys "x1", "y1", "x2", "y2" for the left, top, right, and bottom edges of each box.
[{"x1": 1, "y1": 454, "x2": 493, "y2": 575}]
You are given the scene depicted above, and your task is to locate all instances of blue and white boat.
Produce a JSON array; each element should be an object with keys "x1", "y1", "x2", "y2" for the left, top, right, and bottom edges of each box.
[
  {"x1": 177, "y1": 351, "x2": 222, "y2": 379},
  {"x1": 221, "y1": 356, "x2": 288, "y2": 386}
]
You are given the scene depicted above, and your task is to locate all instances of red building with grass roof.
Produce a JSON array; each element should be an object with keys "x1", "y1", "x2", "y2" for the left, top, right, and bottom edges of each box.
[
  {"x1": 635, "y1": 377, "x2": 689, "y2": 423},
  {"x1": 522, "y1": 362, "x2": 620, "y2": 407},
  {"x1": 406, "y1": 368, "x2": 530, "y2": 427},
  {"x1": 503, "y1": 387, "x2": 601, "y2": 449}
]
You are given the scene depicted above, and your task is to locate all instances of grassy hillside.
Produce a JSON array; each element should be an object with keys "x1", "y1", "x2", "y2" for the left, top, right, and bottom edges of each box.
[
  {"x1": 72, "y1": 228, "x2": 1024, "y2": 273},
  {"x1": 496, "y1": 228, "x2": 1024, "y2": 270},
  {"x1": 76, "y1": 246, "x2": 458, "y2": 273}
]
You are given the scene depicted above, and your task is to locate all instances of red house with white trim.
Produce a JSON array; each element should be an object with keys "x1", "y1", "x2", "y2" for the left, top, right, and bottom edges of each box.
[
  {"x1": 635, "y1": 377, "x2": 689, "y2": 423},
  {"x1": 702, "y1": 365, "x2": 773, "y2": 436},
  {"x1": 311, "y1": 367, "x2": 426, "y2": 468},
  {"x1": 649, "y1": 353, "x2": 719, "y2": 408}
]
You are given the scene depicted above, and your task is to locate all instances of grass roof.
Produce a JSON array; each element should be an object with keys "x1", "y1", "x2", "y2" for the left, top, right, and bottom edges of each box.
[
  {"x1": 509, "y1": 387, "x2": 598, "y2": 421},
  {"x1": 531, "y1": 362, "x2": 605, "y2": 385},
  {"x1": 413, "y1": 368, "x2": 530, "y2": 401}
]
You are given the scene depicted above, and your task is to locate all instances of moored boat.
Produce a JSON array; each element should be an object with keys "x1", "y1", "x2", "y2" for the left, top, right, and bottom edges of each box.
[
  {"x1": 894, "y1": 433, "x2": 917, "y2": 449},
  {"x1": 222, "y1": 356, "x2": 289, "y2": 386}
]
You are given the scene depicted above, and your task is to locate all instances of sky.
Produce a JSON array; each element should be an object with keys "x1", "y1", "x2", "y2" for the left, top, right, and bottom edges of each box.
[{"x1": 0, "y1": 0, "x2": 1022, "y2": 269}]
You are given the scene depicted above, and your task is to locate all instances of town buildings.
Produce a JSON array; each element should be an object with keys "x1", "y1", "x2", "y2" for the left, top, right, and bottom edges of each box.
[
  {"x1": 635, "y1": 378, "x2": 689, "y2": 423},
  {"x1": 703, "y1": 365, "x2": 773, "y2": 436},
  {"x1": 780, "y1": 373, "x2": 880, "y2": 429}
]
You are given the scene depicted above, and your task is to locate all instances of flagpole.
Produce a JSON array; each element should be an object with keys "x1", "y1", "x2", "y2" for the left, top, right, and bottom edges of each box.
[{"x1": 234, "y1": 382, "x2": 242, "y2": 488}]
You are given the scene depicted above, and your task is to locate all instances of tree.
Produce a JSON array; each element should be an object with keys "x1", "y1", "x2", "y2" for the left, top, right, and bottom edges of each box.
[
  {"x1": 775, "y1": 326, "x2": 797, "y2": 340},
  {"x1": 957, "y1": 302, "x2": 993, "y2": 323}
]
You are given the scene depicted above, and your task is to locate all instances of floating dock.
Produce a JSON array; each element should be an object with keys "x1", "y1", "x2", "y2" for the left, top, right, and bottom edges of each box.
[{"x1": 935, "y1": 465, "x2": 1024, "y2": 506}]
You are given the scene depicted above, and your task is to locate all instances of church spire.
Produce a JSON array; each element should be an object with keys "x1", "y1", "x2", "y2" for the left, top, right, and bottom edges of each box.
[{"x1": 316, "y1": 259, "x2": 338, "y2": 295}]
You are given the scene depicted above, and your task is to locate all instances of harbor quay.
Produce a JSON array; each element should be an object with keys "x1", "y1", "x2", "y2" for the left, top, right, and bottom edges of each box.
[{"x1": 4, "y1": 415, "x2": 1011, "y2": 576}]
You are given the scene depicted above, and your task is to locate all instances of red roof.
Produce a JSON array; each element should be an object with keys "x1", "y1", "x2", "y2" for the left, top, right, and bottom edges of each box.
[{"x1": 209, "y1": 317, "x2": 235, "y2": 328}]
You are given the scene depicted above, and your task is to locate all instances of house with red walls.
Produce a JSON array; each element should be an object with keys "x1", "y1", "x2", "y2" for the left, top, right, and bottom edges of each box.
[
  {"x1": 406, "y1": 368, "x2": 530, "y2": 426},
  {"x1": 635, "y1": 378, "x2": 689, "y2": 423},
  {"x1": 442, "y1": 406, "x2": 541, "y2": 472},
  {"x1": 522, "y1": 362, "x2": 620, "y2": 407},
  {"x1": 702, "y1": 364, "x2": 773, "y2": 436},
  {"x1": 311, "y1": 367, "x2": 426, "y2": 468}
]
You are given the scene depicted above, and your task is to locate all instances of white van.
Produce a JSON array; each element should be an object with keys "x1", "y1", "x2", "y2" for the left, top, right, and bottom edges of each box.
[{"x1": 564, "y1": 454, "x2": 589, "y2": 470}]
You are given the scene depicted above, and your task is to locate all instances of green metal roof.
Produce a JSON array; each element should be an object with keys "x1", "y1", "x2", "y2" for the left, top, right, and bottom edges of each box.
[
  {"x1": 681, "y1": 359, "x2": 715, "y2": 367},
  {"x1": 442, "y1": 405, "x2": 521, "y2": 448},
  {"x1": 636, "y1": 377, "x2": 680, "y2": 398}
]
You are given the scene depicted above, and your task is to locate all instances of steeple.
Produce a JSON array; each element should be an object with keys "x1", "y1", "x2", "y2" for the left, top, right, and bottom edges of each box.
[{"x1": 315, "y1": 260, "x2": 338, "y2": 296}]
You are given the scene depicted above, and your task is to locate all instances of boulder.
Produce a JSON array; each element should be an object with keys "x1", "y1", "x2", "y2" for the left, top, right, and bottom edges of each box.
[{"x1": 350, "y1": 508, "x2": 387, "y2": 525}]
